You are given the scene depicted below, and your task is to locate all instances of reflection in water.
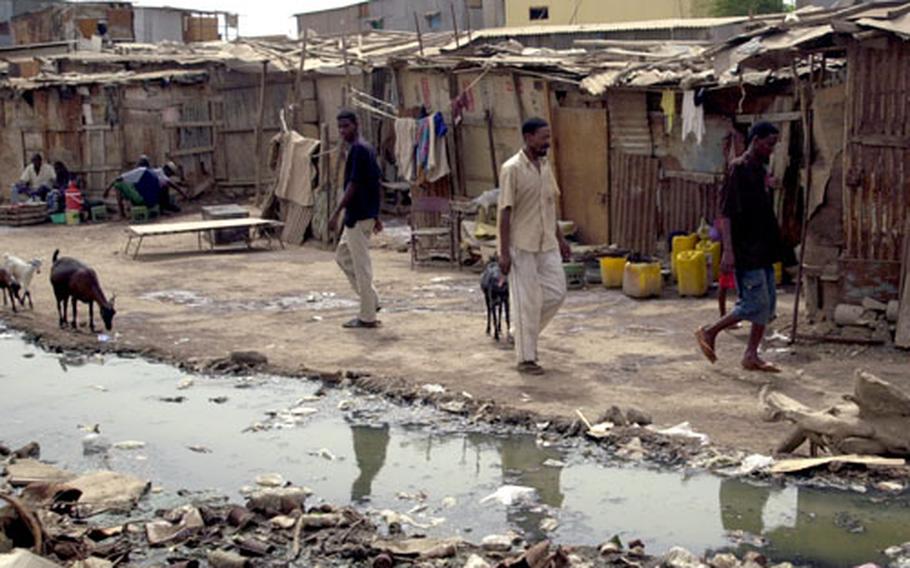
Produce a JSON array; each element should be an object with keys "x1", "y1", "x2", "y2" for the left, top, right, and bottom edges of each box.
[
  {"x1": 499, "y1": 435, "x2": 565, "y2": 540},
  {"x1": 350, "y1": 425, "x2": 390, "y2": 503}
]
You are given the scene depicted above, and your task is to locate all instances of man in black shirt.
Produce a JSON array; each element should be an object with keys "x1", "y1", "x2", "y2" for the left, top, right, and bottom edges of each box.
[
  {"x1": 329, "y1": 109, "x2": 383, "y2": 329},
  {"x1": 696, "y1": 122, "x2": 784, "y2": 373}
]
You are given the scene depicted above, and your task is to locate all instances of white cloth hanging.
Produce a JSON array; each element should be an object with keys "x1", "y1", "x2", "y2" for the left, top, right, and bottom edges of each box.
[
  {"x1": 394, "y1": 118, "x2": 418, "y2": 181},
  {"x1": 681, "y1": 90, "x2": 705, "y2": 145}
]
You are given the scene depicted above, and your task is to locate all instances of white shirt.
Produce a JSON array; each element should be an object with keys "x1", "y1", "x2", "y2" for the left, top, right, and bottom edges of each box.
[
  {"x1": 19, "y1": 163, "x2": 56, "y2": 188},
  {"x1": 498, "y1": 150, "x2": 560, "y2": 253}
]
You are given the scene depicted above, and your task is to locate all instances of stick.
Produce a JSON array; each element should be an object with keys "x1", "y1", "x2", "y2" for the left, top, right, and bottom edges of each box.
[
  {"x1": 341, "y1": 34, "x2": 352, "y2": 105},
  {"x1": 484, "y1": 109, "x2": 498, "y2": 186},
  {"x1": 575, "y1": 409, "x2": 593, "y2": 430},
  {"x1": 414, "y1": 12, "x2": 425, "y2": 57},
  {"x1": 288, "y1": 513, "x2": 304, "y2": 561},
  {"x1": 254, "y1": 60, "x2": 268, "y2": 205},
  {"x1": 450, "y1": 2, "x2": 460, "y2": 48},
  {"x1": 0, "y1": 493, "x2": 43, "y2": 553},
  {"x1": 293, "y1": 28, "x2": 308, "y2": 105},
  {"x1": 789, "y1": 57, "x2": 814, "y2": 346}
]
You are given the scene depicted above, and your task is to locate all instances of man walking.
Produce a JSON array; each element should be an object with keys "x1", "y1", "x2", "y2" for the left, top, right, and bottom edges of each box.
[
  {"x1": 695, "y1": 122, "x2": 784, "y2": 372},
  {"x1": 498, "y1": 117, "x2": 571, "y2": 375},
  {"x1": 329, "y1": 109, "x2": 383, "y2": 329}
]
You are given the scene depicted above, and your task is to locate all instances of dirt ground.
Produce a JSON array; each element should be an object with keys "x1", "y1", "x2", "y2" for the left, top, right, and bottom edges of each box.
[{"x1": 2, "y1": 212, "x2": 908, "y2": 455}]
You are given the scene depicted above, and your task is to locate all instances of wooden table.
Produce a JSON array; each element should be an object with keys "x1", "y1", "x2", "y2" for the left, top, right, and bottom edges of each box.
[{"x1": 124, "y1": 218, "x2": 285, "y2": 259}]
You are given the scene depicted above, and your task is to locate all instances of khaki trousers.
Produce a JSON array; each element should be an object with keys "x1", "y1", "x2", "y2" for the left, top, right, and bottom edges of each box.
[
  {"x1": 509, "y1": 247, "x2": 566, "y2": 364},
  {"x1": 336, "y1": 219, "x2": 379, "y2": 323}
]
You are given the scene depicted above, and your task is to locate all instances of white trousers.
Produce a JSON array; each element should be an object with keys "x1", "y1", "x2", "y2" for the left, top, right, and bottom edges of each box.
[
  {"x1": 336, "y1": 219, "x2": 379, "y2": 323},
  {"x1": 509, "y1": 247, "x2": 566, "y2": 364}
]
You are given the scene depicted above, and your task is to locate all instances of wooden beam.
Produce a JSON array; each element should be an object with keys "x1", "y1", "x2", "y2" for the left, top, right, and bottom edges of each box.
[
  {"x1": 254, "y1": 60, "x2": 268, "y2": 203},
  {"x1": 735, "y1": 111, "x2": 802, "y2": 124},
  {"x1": 413, "y1": 12, "x2": 425, "y2": 57},
  {"x1": 789, "y1": 56, "x2": 815, "y2": 346},
  {"x1": 484, "y1": 109, "x2": 498, "y2": 187},
  {"x1": 170, "y1": 145, "x2": 216, "y2": 157}
]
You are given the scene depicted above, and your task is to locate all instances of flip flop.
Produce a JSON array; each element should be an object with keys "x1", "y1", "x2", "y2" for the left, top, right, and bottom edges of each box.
[
  {"x1": 342, "y1": 318, "x2": 380, "y2": 329},
  {"x1": 742, "y1": 359, "x2": 781, "y2": 373},
  {"x1": 517, "y1": 361, "x2": 545, "y2": 376},
  {"x1": 694, "y1": 328, "x2": 717, "y2": 364}
]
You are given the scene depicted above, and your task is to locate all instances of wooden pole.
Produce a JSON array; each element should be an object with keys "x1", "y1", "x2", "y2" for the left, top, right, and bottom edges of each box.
[
  {"x1": 450, "y1": 2, "x2": 460, "y2": 48},
  {"x1": 413, "y1": 12, "x2": 425, "y2": 57},
  {"x1": 485, "y1": 109, "x2": 498, "y2": 186},
  {"x1": 340, "y1": 33, "x2": 352, "y2": 105},
  {"x1": 789, "y1": 56, "x2": 815, "y2": 345},
  {"x1": 294, "y1": 28, "x2": 308, "y2": 100},
  {"x1": 254, "y1": 60, "x2": 268, "y2": 204}
]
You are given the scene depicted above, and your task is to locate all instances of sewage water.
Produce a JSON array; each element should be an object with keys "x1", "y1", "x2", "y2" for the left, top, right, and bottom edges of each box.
[{"x1": 1, "y1": 325, "x2": 909, "y2": 567}]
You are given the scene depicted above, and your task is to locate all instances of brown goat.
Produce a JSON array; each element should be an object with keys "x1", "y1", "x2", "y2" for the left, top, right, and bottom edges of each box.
[
  {"x1": 0, "y1": 267, "x2": 21, "y2": 313},
  {"x1": 50, "y1": 250, "x2": 116, "y2": 332}
]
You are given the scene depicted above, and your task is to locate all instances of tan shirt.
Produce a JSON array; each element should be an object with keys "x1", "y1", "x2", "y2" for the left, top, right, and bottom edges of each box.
[
  {"x1": 498, "y1": 149, "x2": 559, "y2": 253},
  {"x1": 19, "y1": 163, "x2": 56, "y2": 188}
]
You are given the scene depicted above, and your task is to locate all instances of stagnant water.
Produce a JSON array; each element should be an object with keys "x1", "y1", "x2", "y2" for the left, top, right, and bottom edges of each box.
[{"x1": 1, "y1": 324, "x2": 909, "y2": 567}]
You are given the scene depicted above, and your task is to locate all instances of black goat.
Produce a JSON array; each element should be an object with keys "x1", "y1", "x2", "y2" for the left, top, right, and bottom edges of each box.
[
  {"x1": 480, "y1": 258, "x2": 510, "y2": 342},
  {"x1": 50, "y1": 250, "x2": 116, "y2": 332},
  {"x1": 0, "y1": 267, "x2": 21, "y2": 313}
]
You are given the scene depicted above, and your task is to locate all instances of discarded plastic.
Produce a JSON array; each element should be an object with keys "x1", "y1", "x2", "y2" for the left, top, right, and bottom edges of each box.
[
  {"x1": 176, "y1": 377, "x2": 194, "y2": 390},
  {"x1": 97, "y1": 333, "x2": 111, "y2": 343},
  {"x1": 651, "y1": 421, "x2": 710, "y2": 445},
  {"x1": 113, "y1": 440, "x2": 146, "y2": 450},
  {"x1": 480, "y1": 485, "x2": 537, "y2": 506},
  {"x1": 421, "y1": 384, "x2": 446, "y2": 395}
]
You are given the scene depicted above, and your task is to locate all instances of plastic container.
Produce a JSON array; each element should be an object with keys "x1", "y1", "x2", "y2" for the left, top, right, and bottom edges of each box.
[
  {"x1": 64, "y1": 181, "x2": 82, "y2": 211},
  {"x1": 623, "y1": 260, "x2": 662, "y2": 299},
  {"x1": 671, "y1": 233, "x2": 698, "y2": 279},
  {"x1": 563, "y1": 262, "x2": 586, "y2": 290},
  {"x1": 677, "y1": 250, "x2": 709, "y2": 297},
  {"x1": 50, "y1": 212, "x2": 66, "y2": 224},
  {"x1": 599, "y1": 254, "x2": 627, "y2": 289},
  {"x1": 696, "y1": 240, "x2": 721, "y2": 281},
  {"x1": 65, "y1": 210, "x2": 80, "y2": 225},
  {"x1": 774, "y1": 262, "x2": 783, "y2": 285}
]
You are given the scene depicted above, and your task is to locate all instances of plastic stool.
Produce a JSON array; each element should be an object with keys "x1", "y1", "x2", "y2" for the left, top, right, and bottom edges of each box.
[
  {"x1": 91, "y1": 205, "x2": 108, "y2": 222},
  {"x1": 148, "y1": 205, "x2": 160, "y2": 218}
]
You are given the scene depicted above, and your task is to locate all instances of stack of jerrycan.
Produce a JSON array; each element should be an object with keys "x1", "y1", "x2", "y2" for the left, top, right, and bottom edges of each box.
[
  {"x1": 599, "y1": 252, "x2": 628, "y2": 289},
  {"x1": 623, "y1": 254, "x2": 662, "y2": 299},
  {"x1": 677, "y1": 250, "x2": 709, "y2": 296},
  {"x1": 670, "y1": 233, "x2": 697, "y2": 280}
]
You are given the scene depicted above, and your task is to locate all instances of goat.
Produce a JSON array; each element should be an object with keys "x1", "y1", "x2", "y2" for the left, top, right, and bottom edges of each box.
[
  {"x1": 0, "y1": 267, "x2": 21, "y2": 313},
  {"x1": 480, "y1": 257, "x2": 510, "y2": 342},
  {"x1": 3, "y1": 253, "x2": 42, "y2": 309},
  {"x1": 50, "y1": 249, "x2": 116, "y2": 332}
]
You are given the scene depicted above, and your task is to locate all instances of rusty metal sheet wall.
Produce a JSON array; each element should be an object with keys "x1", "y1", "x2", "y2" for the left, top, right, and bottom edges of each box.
[
  {"x1": 610, "y1": 152, "x2": 659, "y2": 255},
  {"x1": 844, "y1": 38, "x2": 910, "y2": 263},
  {"x1": 607, "y1": 91, "x2": 651, "y2": 156},
  {"x1": 658, "y1": 177, "x2": 720, "y2": 238}
]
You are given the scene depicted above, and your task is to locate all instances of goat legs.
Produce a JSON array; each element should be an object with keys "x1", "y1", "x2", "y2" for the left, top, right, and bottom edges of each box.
[
  {"x1": 57, "y1": 295, "x2": 68, "y2": 328},
  {"x1": 24, "y1": 290, "x2": 33, "y2": 310},
  {"x1": 71, "y1": 297, "x2": 78, "y2": 329},
  {"x1": 484, "y1": 292, "x2": 492, "y2": 336},
  {"x1": 504, "y1": 297, "x2": 511, "y2": 341},
  {"x1": 89, "y1": 301, "x2": 95, "y2": 333}
]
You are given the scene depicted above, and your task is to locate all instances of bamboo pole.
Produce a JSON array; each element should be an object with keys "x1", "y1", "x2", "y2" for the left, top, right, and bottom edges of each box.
[
  {"x1": 450, "y1": 2, "x2": 460, "y2": 48},
  {"x1": 413, "y1": 12, "x2": 425, "y2": 57},
  {"x1": 253, "y1": 60, "x2": 268, "y2": 204}
]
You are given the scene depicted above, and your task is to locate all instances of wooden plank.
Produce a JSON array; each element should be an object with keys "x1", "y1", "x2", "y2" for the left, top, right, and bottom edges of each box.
[
  {"x1": 555, "y1": 107, "x2": 609, "y2": 245},
  {"x1": 169, "y1": 145, "x2": 215, "y2": 157},
  {"x1": 165, "y1": 121, "x2": 219, "y2": 129},
  {"x1": 852, "y1": 134, "x2": 910, "y2": 148},
  {"x1": 735, "y1": 111, "x2": 803, "y2": 124},
  {"x1": 127, "y1": 218, "x2": 283, "y2": 237},
  {"x1": 896, "y1": 218, "x2": 910, "y2": 348}
]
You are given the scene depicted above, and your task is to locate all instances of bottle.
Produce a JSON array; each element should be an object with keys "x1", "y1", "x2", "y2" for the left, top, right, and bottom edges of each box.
[{"x1": 65, "y1": 180, "x2": 83, "y2": 211}]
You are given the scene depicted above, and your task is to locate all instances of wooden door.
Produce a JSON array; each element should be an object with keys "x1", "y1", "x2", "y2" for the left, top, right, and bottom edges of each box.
[{"x1": 554, "y1": 107, "x2": 609, "y2": 244}]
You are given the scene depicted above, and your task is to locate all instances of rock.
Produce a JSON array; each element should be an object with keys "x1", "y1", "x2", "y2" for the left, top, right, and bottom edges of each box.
[
  {"x1": 887, "y1": 300, "x2": 900, "y2": 323},
  {"x1": 145, "y1": 507, "x2": 204, "y2": 546},
  {"x1": 68, "y1": 471, "x2": 150, "y2": 516},
  {"x1": 481, "y1": 534, "x2": 513, "y2": 552},
  {"x1": 254, "y1": 473, "x2": 285, "y2": 487},
  {"x1": 245, "y1": 487, "x2": 310, "y2": 515},
  {"x1": 269, "y1": 515, "x2": 297, "y2": 529},
  {"x1": 0, "y1": 443, "x2": 10, "y2": 456},
  {"x1": 616, "y1": 437, "x2": 646, "y2": 460},
  {"x1": 0, "y1": 550, "x2": 61, "y2": 568},
  {"x1": 625, "y1": 407, "x2": 653, "y2": 426},
  {"x1": 885, "y1": 543, "x2": 910, "y2": 558},
  {"x1": 6, "y1": 459, "x2": 75, "y2": 487},
  {"x1": 72, "y1": 558, "x2": 113, "y2": 568},
  {"x1": 230, "y1": 351, "x2": 268, "y2": 367},
  {"x1": 82, "y1": 434, "x2": 111, "y2": 455},
  {"x1": 464, "y1": 554, "x2": 491, "y2": 568},
  {"x1": 207, "y1": 550, "x2": 248, "y2": 568},
  {"x1": 12, "y1": 442, "x2": 40, "y2": 459},
  {"x1": 876, "y1": 481, "x2": 905, "y2": 493},
  {"x1": 742, "y1": 551, "x2": 767, "y2": 566},
  {"x1": 441, "y1": 496, "x2": 457, "y2": 508},
  {"x1": 176, "y1": 377, "x2": 194, "y2": 390},
  {"x1": 539, "y1": 517, "x2": 559, "y2": 532},
  {"x1": 112, "y1": 440, "x2": 145, "y2": 450},
  {"x1": 662, "y1": 546, "x2": 707, "y2": 568},
  {"x1": 598, "y1": 406, "x2": 627, "y2": 427},
  {"x1": 708, "y1": 553, "x2": 740, "y2": 568}
]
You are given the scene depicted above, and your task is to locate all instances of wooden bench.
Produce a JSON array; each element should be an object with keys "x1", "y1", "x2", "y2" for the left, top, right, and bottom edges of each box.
[{"x1": 124, "y1": 218, "x2": 285, "y2": 259}]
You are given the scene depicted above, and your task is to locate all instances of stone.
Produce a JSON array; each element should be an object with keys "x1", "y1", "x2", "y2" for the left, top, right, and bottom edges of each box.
[
  {"x1": 625, "y1": 407, "x2": 653, "y2": 426},
  {"x1": 229, "y1": 351, "x2": 267, "y2": 367},
  {"x1": 481, "y1": 534, "x2": 512, "y2": 552},
  {"x1": 742, "y1": 551, "x2": 767, "y2": 566},
  {"x1": 662, "y1": 546, "x2": 707, "y2": 568},
  {"x1": 598, "y1": 406, "x2": 627, "y2": 427},
  {"x1": 464, "y1": 554, "x2": 491, "y2": 568},
  {"x1": 708, "y1": 553, "x2": 741, "y2": 568}
]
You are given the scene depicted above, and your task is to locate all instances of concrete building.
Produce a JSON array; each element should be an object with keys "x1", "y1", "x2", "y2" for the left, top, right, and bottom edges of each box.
[
  {"x1": 133, "y1": 6, "x2": 238, "y2": 43},
  {"x1": 296, "y1": 0, "x2": 504, "y2": 36},
  {"x1": 0, "y1": 0, "x2": 62, "y2": 45},
  {"x1": 504, "y1": 0, "x2": 699, "y2": 26}
]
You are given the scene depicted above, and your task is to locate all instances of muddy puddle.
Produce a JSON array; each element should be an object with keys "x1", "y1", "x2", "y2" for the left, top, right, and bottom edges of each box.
[{"x1": 1, "y1": 324, "x2": 908, "y2": 567}]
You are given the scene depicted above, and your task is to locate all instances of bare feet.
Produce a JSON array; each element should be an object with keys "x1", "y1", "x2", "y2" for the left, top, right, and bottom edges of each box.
[
  {"x1": 695, "y1": 327, "x2": 717, "y2": 364},
  {"x1": 741, "y1": 357, "x2": 781, "y2": 373}
]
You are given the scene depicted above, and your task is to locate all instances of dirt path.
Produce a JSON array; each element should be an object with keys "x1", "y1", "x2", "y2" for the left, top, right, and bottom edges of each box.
[{"x1": 2, "y1": 215, "x2": 908, "y2": 454}]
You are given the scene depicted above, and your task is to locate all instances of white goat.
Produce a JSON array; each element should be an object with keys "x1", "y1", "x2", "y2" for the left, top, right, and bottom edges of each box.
[{"x1": 2, "y1": 253, "x2": 42, "y2": 309}]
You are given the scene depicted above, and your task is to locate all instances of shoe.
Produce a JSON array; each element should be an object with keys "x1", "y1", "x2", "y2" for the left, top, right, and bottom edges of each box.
[
  {"x1": 517, "y1": 361, "x2": 545, "y2": 375},
  {"x1": 342, "y1": 318, "x2": 380, "y2": 329}
]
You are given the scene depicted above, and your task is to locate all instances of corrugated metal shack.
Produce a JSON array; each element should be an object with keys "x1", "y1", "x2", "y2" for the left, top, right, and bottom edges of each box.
[{"x1": 708, "y1": 1, "x2": 910, "y2": 336}]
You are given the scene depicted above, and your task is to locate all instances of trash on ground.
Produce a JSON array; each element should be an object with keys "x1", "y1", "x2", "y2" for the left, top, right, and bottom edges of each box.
[{"x1": 480, "y1": 485, "x2": 538, "y2": 506}]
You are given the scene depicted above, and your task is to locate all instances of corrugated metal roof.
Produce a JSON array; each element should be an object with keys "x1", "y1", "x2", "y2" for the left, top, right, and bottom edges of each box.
[
  {"x1": 459, "y1": 16, "x2": 750, "y2": 39},
  {"x1": 856, "y1": 11, "x2": 910, "y2": 36}
]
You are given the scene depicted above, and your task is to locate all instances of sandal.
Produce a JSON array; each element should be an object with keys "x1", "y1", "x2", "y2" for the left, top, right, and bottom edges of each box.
[
  {"x1": 694, "y1": 328, "x2": 717, "y2": 364},
  {"x1": 342, "y1": 318, "x2": 380, "y2": 329},
  {"x1": 741, "y1": 359, "x2": 781, "y2": 373},
  {"x1": 517, "y1": 361, "x2": 545, "y2": 376}
]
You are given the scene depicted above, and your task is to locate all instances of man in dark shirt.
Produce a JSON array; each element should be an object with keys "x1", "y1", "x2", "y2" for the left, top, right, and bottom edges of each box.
[
  {"x1": 696, "y1": 122, "x2": 784, "y2": 373},
  {"x1": 329, "y1": 109, "x2": 383, "y2": 329}
]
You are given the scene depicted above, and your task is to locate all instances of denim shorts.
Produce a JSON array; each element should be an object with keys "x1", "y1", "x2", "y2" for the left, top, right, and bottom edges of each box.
[{"x1": 733, "y1": 267, "x2": 776, "y2": 325}]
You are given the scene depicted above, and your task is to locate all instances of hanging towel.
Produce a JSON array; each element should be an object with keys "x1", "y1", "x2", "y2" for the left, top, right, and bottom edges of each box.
[
  {"x1": 681, "y1": 90, "x2": 705, "y2": 145},
  {"x1": 416, "y1": 116, "x2": 432, "y2": 172},
  {"x1": 274, "y1": 131, "x2": 320, "y2": 207},
  {"x1": 394, "y1": 118, "x2": 418, "y2": 181},
  {"x1": 660, "y1": 90, "x2": 676, "y2": 134},
  {"x1": 427, "y1": 112, "x2": 450, "y2": 183}
]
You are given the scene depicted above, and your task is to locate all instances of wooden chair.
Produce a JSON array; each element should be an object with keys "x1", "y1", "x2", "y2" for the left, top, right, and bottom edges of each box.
[{"x1": 409, "y1": 195, "x2": 455, "y2": 269}]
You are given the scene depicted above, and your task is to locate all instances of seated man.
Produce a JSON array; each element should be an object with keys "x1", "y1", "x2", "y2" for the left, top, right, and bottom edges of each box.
[
  {"x1": 153, "y1": 161, "x2": 189, "y2": 213},
  {"x1": 12, "y1": 154, "x2": 55, "y2": 203},
  {"x1": 104, "y1": 167, "x2": 152, "y2": 218}
]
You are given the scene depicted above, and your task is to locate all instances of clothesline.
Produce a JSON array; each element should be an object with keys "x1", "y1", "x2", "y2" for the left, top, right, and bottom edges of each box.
[
  {"x1": 350, "y1": 87, "x2": 396, "y2": 113},
  {"x1": 351, "y1": 97, "x2": 398, "y2": 120}
]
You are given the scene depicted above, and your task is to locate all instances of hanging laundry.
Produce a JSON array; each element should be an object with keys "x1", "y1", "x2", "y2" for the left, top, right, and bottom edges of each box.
[
  {"x1": 681, "y1": 90, "x2": 705, "y2": 145},
  {"x1": 427, "y1": 112, "x2": 450, "y2": 183},
  {"x1": 451, "y1": 92, "x2": 469, "y2": 126},
  {"x1": 416, "y1": 116, "x2": 432, "y2": 173},
  {"x1": 660, "y1": 90, "x2": 676, "y2": 134},
  {"x1": 393, "y1": 118, "x2": 418, "y2": 181}
]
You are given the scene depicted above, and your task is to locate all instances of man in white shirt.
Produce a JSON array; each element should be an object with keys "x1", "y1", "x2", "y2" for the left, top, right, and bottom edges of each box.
[
  {"x1": 12, "y1": 154, "x2": 56, "y2": 203},
  {"x1": 498, "y1": 117, "x2": 571, "y2": 375}
]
